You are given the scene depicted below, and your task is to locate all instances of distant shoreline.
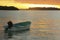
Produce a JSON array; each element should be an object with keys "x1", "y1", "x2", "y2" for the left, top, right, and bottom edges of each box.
[{"x1": 0, "y1": 6, "x2": 60, "y2": 10}]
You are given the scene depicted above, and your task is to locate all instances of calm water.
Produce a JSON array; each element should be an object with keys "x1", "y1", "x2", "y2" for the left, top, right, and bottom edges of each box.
[{"x1": 0, "y1": 10, "x2": 60, "y2": 40}]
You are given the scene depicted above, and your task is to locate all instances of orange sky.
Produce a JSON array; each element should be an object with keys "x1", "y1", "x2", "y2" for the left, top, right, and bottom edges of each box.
[
  {"x1": 0, "y1": 0, "x2": 60, "y2": 9},
  {"x1": 15, "y1": 0, "x2": 60, "y2": 5}
]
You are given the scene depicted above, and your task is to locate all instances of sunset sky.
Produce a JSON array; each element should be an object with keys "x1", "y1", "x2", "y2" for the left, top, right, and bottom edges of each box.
[{"x1": 0, "y1": 0, "x2": 60, "y2": 9}]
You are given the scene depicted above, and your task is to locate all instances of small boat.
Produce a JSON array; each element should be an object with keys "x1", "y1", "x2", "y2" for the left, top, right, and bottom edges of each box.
[{"x1": 4, "y1": 21, "x2": 31, "y2": 32}]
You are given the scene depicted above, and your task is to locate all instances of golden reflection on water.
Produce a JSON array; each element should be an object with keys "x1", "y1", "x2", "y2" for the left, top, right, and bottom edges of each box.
[{"x1": 0, "y1": 11, "x2": 60, "y2": 40}]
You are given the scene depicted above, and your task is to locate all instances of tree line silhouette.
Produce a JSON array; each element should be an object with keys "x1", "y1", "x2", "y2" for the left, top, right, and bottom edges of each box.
[
  {"x1": 0, "y1": 6, "x2": 19, "y2": 10},
  {"x1": 0, "y1": 6, "x2": 60, "y2": 10}
]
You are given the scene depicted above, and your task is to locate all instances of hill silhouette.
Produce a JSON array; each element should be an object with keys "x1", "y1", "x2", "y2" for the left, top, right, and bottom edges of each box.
[
  {"x1": 0, "y1": 6, "x2": 19, "y2": 10},
  {"x1": 27, "y1": 7, "x2": 60, "y2": 10},
  {"x1": 0, "y1": 6, "x2": 60, "y2": 10}
]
